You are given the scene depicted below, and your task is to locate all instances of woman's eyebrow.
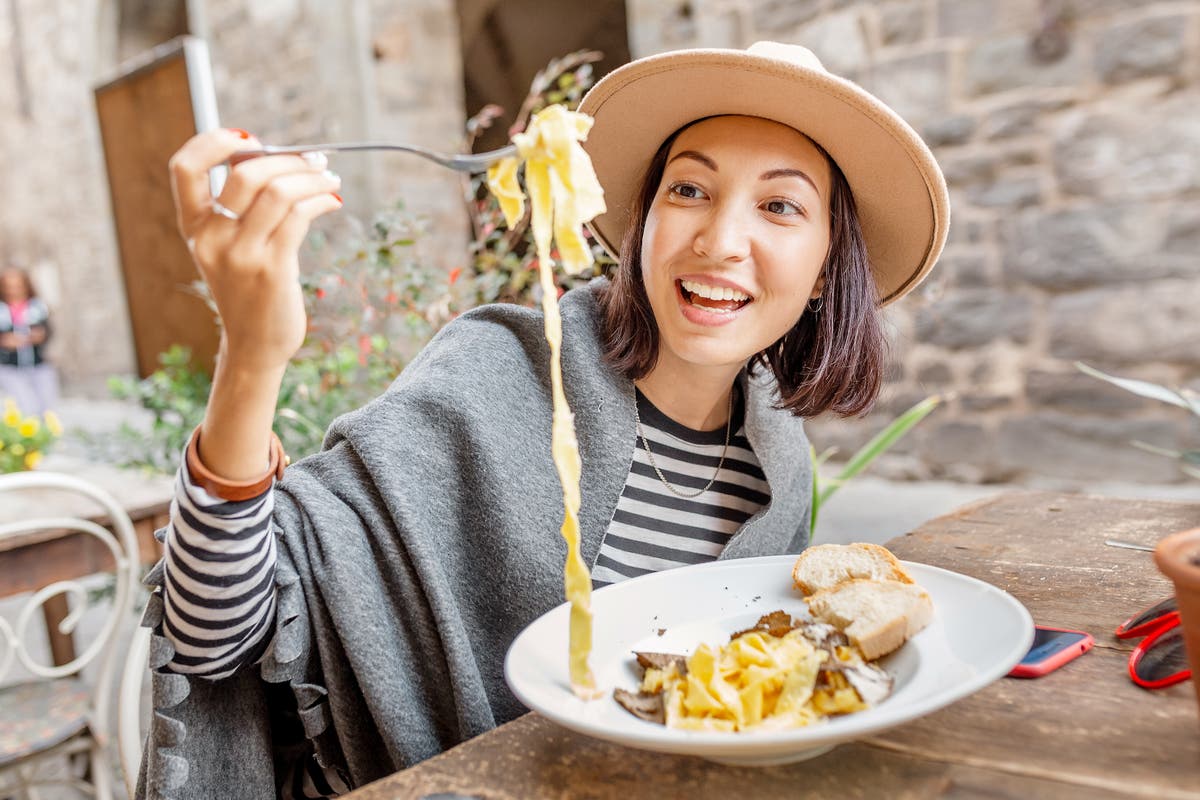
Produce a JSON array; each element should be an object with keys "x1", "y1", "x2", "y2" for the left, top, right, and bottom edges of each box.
[
  {"x1": 760, "y1": 168, "x2": 821, "y2": 198},
  {"x1": 667, "y1": 150, "x2": 718, "y2": 171}
]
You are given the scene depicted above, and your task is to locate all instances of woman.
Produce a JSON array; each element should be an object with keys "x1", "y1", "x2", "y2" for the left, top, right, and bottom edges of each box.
[
  {"x1": 141, "y1": 42, "x2": 948, "y2": 798},
  {"x1": 0, "y1": 266, "x2": 59, "y2": 416}
]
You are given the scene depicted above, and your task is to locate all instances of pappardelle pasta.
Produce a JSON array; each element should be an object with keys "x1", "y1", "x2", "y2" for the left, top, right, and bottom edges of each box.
[
  {"x1": 616, "y1": 612, "x2": 893, "y2": 731},
  {"x1": 486, "y1": 104, "x2": 607, "y2": 699}
]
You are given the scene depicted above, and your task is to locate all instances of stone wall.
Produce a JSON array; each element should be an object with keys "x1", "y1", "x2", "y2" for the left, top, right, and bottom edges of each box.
[
  {"x1": 0, "y1": 0, "x2": 137, "y2": 393},
  {"x1": 626, "y1": 0, "x2": 1200, "y2": 485},
  {"x1": 0, "y1": 0, "x2": 468, "y2": 393}
]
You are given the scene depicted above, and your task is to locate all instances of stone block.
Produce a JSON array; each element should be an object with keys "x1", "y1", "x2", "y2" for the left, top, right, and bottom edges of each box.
[
  {"x1": 960, "y1": 394, "x2": 1011, "y2": 412},
  {"x1": 1095, "y1": 14, "x2": 1187, "y2": 84},
  {"x1": 1053, "y1": 92, "x2": 1200, "y2": 200},
  {"x1": 1048, "y1": 280, "x2": 1200, "y2": 366},
  {"x1": 796, "y1": 10, "x2": 871, "y2": 78},
  {"x1": 1164, "y1": 204, "x2": 1200, "y2": 255},
  {"x1": 1003, "y1": 203, "x2": 1197, "y2": 290},
  {"x1": 945, "y1": 217, "x2": 990, "y2": 247},
  {"x1": 941, "y1": 148, "x2": 1038, "y2": 187},
  {"x1": 1026, "y1": 369, "x2": 1149, "y2": 414},
  {"x1": 996, "y1": 413, "x2": 1186, "y2": 483},
  {"x1": 871, "y1": 50, "x2": 950, "y2": 125},
  {"x1": 917, "y1": 362, "x2": 953, "y2": 384},
  {"x1": 915, "y1": 289, "x2": 1032, "y2": 349},
  {"x1": 919, "y1": 420, "x2": 993, "y2": 467},
  {"x1": 938, "y1": 253, "x2": 991, "y2": 287},
  {"x1": 751, "y1": 0, "x2": 824, "y2": 35},
  {"x1": 936, "y1": 0, "x2": 995, "y2": 37},
  {"x1": 880, "y1": 1, "x2": 926, "y2": 45},
  {"x1": 981, "y1": 96, "x2": 1074, "y2": 139},
  {"x1": 923, "y1": 114, "x2": 976, "y2": 147},
  {"x1": 965, "y1": 34, "x2": 1088, "y2": 96},
  {"x1": 966, "y1": 175, "x2": 1042, "y2": 208}
]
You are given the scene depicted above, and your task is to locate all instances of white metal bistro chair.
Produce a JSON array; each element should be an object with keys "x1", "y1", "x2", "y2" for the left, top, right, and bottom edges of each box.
[
  {"x1": 0, "y1": 471, "x2": 140, "y2": 799},
  {"x1": 117, "y1": 623, "x2": 151, "y2": 798}
]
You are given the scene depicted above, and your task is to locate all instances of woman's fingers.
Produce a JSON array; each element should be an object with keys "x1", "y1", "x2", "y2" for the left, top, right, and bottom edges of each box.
[
  {"x1": 214, "y1": 151, "x2": 328, "y2": 217},
  {"x1": 169, "y1": 128, "x2": 257, "y2": 238},
  {"x1": 267, "y1": 193, "x2": 345, "y2": 258},
  {"x1": 234, "y1": 169, "x2": 341, "y2": 243}
]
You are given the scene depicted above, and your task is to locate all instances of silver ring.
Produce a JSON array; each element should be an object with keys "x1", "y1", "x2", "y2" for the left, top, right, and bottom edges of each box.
[{"x1": 211, "y1": 200, "x2": 240, "y2": 221}]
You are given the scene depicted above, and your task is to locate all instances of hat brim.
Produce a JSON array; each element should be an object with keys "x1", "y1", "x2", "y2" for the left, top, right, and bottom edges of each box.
[{"x1": 578, "y1": 48, "x2": 950, "y2": 306}]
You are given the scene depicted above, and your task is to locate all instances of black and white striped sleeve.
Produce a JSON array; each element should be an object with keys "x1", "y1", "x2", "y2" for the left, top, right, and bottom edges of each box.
[{"x1": 160, "y1": 454, "x2": 279, "y2": 680}]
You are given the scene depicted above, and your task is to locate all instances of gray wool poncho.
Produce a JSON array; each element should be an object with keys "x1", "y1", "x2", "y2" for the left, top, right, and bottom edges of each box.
[{"x1": 136, "y1": 279, "x2": 813, "y2": 799}]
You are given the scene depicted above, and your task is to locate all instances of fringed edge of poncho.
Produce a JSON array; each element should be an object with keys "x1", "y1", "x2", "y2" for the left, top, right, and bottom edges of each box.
[{"x1": 138, "y1": 525, "x2": 345, "y2": 799}]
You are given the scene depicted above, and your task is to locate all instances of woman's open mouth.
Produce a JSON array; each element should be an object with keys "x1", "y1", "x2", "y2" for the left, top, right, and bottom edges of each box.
[{"x1": 677, "y1": 279, "x2": 753, "y2": 315}]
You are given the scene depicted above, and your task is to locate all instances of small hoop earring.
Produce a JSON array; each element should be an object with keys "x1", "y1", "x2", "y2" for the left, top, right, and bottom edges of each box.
[{"x1": 807, "y1": 295, "x2": 823, "y2": 313}]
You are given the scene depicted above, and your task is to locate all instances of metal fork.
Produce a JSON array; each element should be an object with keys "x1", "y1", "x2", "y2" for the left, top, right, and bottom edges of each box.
[{"x1": 231, "y1": 142, "x2": 518, "y2": 173}]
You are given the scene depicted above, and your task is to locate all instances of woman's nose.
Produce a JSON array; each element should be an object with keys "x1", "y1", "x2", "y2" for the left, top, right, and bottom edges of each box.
[{"x1": 693, "y1": 204, "x2": 751, "y2": 262}]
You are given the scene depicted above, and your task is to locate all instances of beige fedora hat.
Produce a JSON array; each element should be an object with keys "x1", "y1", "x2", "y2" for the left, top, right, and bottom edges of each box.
[{"x1": 578, "y1": 41, "x2": 950, "y2": 306}]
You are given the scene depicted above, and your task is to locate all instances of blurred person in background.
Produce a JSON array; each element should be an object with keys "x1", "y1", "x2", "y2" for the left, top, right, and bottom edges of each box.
[{"x1": 0, "y1": 266, "x2": 60, "y2": 415}]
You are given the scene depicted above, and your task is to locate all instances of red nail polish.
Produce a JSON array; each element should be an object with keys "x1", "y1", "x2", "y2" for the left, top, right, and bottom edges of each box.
[
  {"x1": 228, "y1": 128, "x2": 253, "y2": 139},
  {"x1": 332, "y1": 193, "x2": 343, "y2": 204}
]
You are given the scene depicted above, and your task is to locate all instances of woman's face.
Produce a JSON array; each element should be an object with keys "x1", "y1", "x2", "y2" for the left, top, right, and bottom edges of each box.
[
  {"x1": 0, "y1": 271, "x2": 28, "y2": 303},
  {"x1": 640, "y1": 116, "x2": 832, "y2": 376}
]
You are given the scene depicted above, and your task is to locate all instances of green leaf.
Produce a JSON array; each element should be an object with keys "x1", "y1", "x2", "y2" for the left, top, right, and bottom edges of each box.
[
  {"x1": 1131, "y1": 440, "x2": 1182, "y2": 459},
  {"x1": 1075, "y1": 362, "x2": 1194, "y2": 411},
  {"x1": 817, "y1": 394, "x2": 943, "y2": 507}
]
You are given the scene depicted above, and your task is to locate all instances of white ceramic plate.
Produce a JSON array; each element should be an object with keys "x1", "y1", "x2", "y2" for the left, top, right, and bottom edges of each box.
[{"x1": 505, "y1": 555, "x2": 1033, "y2": 766}]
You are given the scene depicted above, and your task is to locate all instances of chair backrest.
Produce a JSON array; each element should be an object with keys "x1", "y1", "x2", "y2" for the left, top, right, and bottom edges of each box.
[
  {"x1": 0, "y1": 471, "x2": 141, "y2": 757},
  {"x1": 119, "y1": 623, "x2": 152, "y2": 797}
]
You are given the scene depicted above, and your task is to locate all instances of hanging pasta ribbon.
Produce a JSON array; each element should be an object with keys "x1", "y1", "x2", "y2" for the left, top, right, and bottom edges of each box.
[{"x1": 487, "y1": 104, "x2": 607, "y2": 699}]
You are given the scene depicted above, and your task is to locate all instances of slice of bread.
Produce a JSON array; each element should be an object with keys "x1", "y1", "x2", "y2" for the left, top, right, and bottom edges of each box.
[
  {"x1": 792, "y1": 543, "x2": 914, "y2": 597},
  {"x1": 805, "y1": 579, "x2": 933, "y2": 661}
]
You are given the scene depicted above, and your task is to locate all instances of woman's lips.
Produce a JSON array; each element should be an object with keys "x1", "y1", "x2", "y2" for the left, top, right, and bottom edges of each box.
[{"x1": 675, "y1": 279, "x2": 752, "y2": 326}]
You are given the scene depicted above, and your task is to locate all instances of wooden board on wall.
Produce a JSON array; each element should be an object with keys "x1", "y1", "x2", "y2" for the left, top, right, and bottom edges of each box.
[{"x1": 94, "y1": 36, "x2": 220, "y2": 377}]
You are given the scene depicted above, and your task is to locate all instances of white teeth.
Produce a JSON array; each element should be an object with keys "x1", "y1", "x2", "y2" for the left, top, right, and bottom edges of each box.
[{"x1": 680, "y1": 279, "x2": 750, "y2": 302}]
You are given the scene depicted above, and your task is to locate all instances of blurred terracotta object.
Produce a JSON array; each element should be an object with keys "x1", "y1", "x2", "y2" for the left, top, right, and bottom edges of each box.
[{"x1": 1155, "y1": 528, "x2": 1200, "y2": 711}]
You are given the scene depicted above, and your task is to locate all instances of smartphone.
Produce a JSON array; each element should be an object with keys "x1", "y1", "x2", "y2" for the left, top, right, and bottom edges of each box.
[{"x1": 1008, "y1": 625, "x2": 1094, "y2": 678}]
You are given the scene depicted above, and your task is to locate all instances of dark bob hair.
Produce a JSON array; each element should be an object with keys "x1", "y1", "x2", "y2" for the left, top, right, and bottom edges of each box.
[{"x1": 597, "y1": 122, "x2": 886, "y2": 418}]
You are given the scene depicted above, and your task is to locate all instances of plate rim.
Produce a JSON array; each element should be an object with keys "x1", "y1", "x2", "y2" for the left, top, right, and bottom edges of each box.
[{"x1": 504, "y1": 555, "x2": 1034, "y2": 755}]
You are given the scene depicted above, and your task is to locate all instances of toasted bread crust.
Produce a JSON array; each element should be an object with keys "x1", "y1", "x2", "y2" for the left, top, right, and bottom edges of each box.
[{"x1": 791, "y1": 542, "x2": 914, "y2": 596}]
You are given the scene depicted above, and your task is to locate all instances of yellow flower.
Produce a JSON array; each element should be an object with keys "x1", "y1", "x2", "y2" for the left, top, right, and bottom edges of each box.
[
  {"x1": 10, "y1": 443, "x2": 25, "y2": 456},
  {"x1": 18, "y1": 418, "x2": 39, "y2": 438},
  {"x1": 2, "y1": 405, "x2": 19, "y2": 427},
  {"x1": 43, "y1": 410, "x2": 63, "y2": 437},
  {"x1": 23, "y1": 451, "x2": 41, "y2": 469}
]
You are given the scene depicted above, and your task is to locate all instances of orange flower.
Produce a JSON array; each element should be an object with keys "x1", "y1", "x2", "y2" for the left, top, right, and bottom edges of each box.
[{"x1": 448, "y1": 267, "x2": 462, "y2": 285}]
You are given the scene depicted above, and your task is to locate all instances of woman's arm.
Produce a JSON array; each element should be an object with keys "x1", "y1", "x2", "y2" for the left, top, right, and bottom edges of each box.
[
  {"x1": 168, "y1": 128, "x2": 340, "y2": 481},
  {"x1": 153, "y1": 129, "x2": 341, "y2": 672}
]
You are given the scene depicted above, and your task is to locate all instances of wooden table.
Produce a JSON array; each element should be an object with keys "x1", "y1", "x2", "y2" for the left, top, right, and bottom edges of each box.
[
  {"x1": 344, "y1": 491, "x2": 1200, "y2": 800},
  {"x1": 0, "y1": 458, "x2": 173, "y2": 664}
]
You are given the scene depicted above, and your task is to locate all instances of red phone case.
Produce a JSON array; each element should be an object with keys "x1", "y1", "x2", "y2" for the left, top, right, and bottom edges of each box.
[{"x1": 1008, "y1": 626, "x2": 1094, "y2": 678}]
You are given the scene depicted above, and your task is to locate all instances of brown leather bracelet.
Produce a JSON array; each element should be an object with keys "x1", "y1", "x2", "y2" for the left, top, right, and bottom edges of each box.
[{"x1": 185, "y1": 424, "x2": 288, "y2": 501}]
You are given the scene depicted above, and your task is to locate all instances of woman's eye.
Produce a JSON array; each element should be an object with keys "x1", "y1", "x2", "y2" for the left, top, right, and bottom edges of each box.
[
  {"x1": 669, "y1": 182, "x2": 706, "y2": 200},
  {"x1": 765, "y1": 198, "x2": 804, "y2": 216}
]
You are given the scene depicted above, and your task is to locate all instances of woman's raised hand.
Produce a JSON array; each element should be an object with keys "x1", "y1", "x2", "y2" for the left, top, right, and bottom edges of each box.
[{"x1": 169, "y1": 128, "x2": 342, "y2": 374}]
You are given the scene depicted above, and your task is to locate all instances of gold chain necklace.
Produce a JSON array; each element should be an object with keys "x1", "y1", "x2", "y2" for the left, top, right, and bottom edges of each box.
[{"x1": 633, "y1": 389, "x2": 734, "y2": 499}]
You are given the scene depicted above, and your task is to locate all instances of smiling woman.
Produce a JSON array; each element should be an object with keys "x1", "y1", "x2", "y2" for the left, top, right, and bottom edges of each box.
[{"x1": 138, "y1": 40, "x2": 947, "y2": 800}]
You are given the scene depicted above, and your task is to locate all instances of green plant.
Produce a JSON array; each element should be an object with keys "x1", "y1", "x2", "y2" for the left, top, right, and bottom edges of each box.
[
  {"x1": 462, "y1": 49, "x2": 615, "y2": 307},
  {"x1": 104, "y1": 345, "x2": 211, "y2": 474},
  {"x1": 0, "y1": 399, "x2": 61, "y2": 472},
  {"x1": 808, "y1": 394, "x2": 946, "y2": 537},
  {"x1": 1076, "y1": 361, "x2": 1200, "y2": 479}
]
